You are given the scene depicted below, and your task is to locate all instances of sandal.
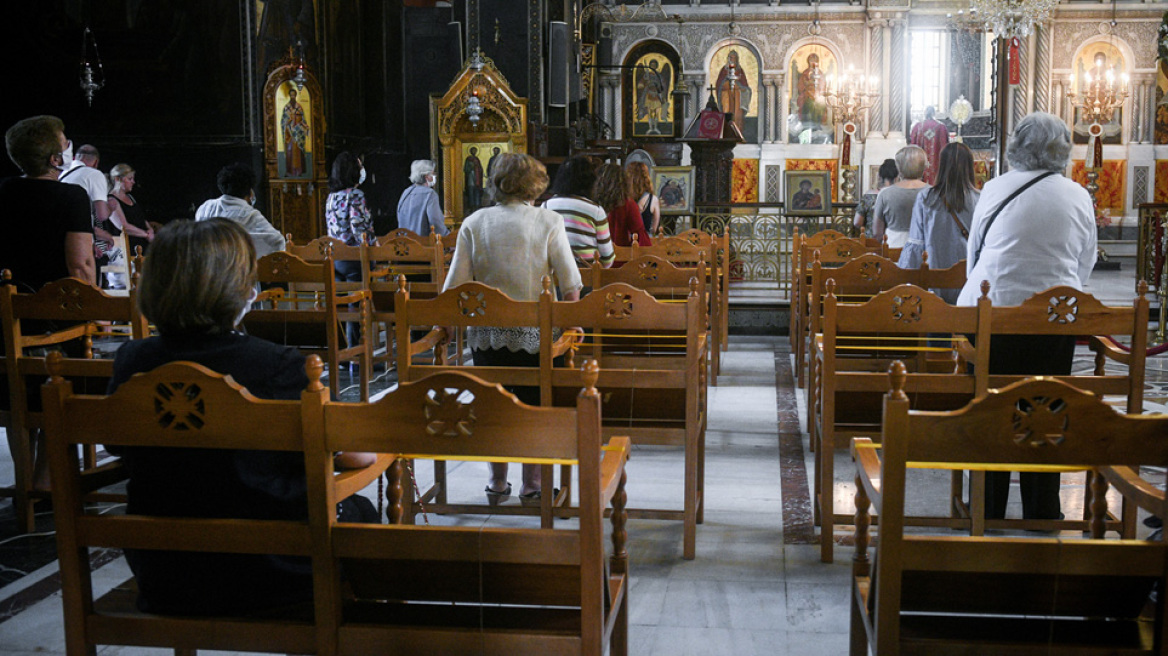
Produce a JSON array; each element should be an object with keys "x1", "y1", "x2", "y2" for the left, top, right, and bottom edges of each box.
[
  {"x1": 485, "y1": 483, "x2": 512, "y2": 506},
  {"x1": 519, "y1": 488, "x2": 559, "y2": 507}
]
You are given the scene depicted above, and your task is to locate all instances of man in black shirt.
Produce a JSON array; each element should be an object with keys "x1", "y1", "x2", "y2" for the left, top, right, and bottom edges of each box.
[{"x1": 1, "y1": 115, "x2": 95, "y2": 290}]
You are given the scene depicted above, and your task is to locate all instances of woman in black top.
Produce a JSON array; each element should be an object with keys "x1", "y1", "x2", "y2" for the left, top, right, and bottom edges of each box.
[
  {"x1": 107, "y1": 163, "x2": 153, "y2": 258},
  {"x1": 625, "y1": 161, "x2": 660, "y2": 236},
  {"x1": 109, "y1": 219, "x2": 375, "y2": 615}
]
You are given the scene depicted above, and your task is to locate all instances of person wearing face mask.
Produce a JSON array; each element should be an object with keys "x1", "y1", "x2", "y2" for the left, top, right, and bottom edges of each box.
[
  {"x1": 396, "y1": 159, "x2": 448, "y2": 237},
  {"x1": 325, "y1": 152, "x2": 375, "y2": 350},
  {"x1": 194, "y1": 163, "x2": 286, "y2": 258},
  {"x1": 0, "y1": 115, "x2": 95, "y2": 290}
]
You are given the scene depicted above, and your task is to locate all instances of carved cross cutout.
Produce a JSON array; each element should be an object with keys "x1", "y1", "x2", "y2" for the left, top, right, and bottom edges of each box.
[
  {"x1": 605, "y1": 292, "x2": 633, "y2": 320},
  {"x1": 1011, "y1": 396, "x2": 1069, "y2": 447},
  {"x1": 315, "y1": 242, "x2": 331, "y2": 258},
  {"x1": 424, "y1": 388, "x2": 476, "y2": 438},
  {"x1": 392, "y1": 239, "x2": 411, "y2": 257},
  {"x1": 56, "y1": 286, "x2": 84, "y2": 313},
  {"x1": 859, "y1": 261, "x2": 882, "y2": 281},
  {"x1": 682, "y1": 232, "x2": 702, "y2": 246},
  {"x1": 891, "y1": 294, "x2": 923, "y2": 323},
  {"x1": 154, "y1": 382, "x2": 205, "y2": 431},
  {"x1": 1046, "y1": 295, "x2": 1079, "y2": 324},
  {"x1": 638, "y1": 260, "x2": 660, "y2": 281},
  {"x1": 834, "y1": 246, "x2": 853, "y2": 258},
  {"x1": 665, "y1": 246, "x2": 683, "y2": 258},
  {"x1": 458, "y1": 291, "x2": 487, "y2": 317}
]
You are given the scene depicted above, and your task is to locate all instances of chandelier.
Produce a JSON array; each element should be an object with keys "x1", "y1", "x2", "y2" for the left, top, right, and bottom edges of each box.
[
  {"x1": 1068, "y1": 59, "x2": 1129, "y2": 125},
  {"x1": 824, "y1": 66, "x2": 879, "y2": 126},
  {"x1": 968, "y1": 0, "x2": 1059, "y2": 38},
  {"x1": 79, "y1": 27, "x2": 105, "y2": 107}
]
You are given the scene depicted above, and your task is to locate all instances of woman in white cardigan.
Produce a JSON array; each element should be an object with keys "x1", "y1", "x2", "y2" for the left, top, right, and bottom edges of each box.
[{"x1": 442, "y1": 153, "x2": 583, "y2": 504}]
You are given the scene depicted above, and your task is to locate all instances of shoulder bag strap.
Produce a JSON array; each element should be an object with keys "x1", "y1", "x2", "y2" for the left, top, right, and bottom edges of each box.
[
  {"x1": 971, "y1": 171, "x2": 1057, "y2": 268},
  {"x1": 941, "y1": 197, "x2": 970, "y2": 240},
  {"x1": 58, "y1": 167, "x2": 81, "y2": 182}
]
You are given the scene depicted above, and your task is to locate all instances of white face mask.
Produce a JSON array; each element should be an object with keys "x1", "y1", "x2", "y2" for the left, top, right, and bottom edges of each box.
[
  {"x1": 57, "y1": 141, "x2": 74, "y2": 171},
  {"x1": 358, "y1": 167, "x2": 366, "y2": 185},
  {"x1": 425, "y1": 173, "x2": 435, "y2": 187},
  {"x1": 248, "y1": 193, "x2": 257, "y2": 206},
  {"x1": 235, "y1": 287, "x2": 259, "y2": 328}
]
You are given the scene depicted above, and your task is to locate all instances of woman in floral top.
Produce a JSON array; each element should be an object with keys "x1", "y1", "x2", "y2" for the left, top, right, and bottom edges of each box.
[{"x1": 325, "y1": 151, "x2": 374, "y2": 349}]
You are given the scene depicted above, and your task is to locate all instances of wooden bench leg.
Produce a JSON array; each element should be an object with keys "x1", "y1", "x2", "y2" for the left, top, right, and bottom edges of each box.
[
  {"x1": 969, "y1": 471, "x2": 986, "y2": 536},
  {"x1": 821, "y1": 426, "x2": 835, "y2": 563}
]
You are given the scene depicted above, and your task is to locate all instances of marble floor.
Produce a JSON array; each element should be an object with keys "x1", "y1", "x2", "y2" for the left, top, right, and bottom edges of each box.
[{"x1": 0, "y1": 264, "x2": 1163, "y2": 655}]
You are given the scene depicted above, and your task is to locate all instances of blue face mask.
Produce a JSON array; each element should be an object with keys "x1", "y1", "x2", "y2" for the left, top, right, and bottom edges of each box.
[{"x1": 358, "y1": 167, "x2": 366, "y2": 185}]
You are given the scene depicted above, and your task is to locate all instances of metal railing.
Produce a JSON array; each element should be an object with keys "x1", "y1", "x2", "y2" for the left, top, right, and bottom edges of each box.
[{"x1": 668, "y1": 202, "x2": 858, "y2": 298}]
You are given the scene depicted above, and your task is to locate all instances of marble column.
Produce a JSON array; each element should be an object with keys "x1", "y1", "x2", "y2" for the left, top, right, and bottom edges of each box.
[
  {"x1": 889, "y1": 18, "x2": 906, "y2": 136},
  {"x1": 599, "y1": 75, "x2": 619, "y2": 136},
  {"x1": 778, "y1": 70, "x2": 791, "y2": 143},
  {"x1": 867, "y1": 18, "x2": 886, "y2": 136},
  {"x1": 1052, "y1": 76, "x2": 1064, "y2": 125},
  {"x1": 684, "y1": 73, "x2": 707, "y2": 120},
  {"x1": 763, "y1": 74, "x2": 780, "y2": 143},
  {"x1": 1034, "y1": 24, "x2": 1051, "y2": 114}
]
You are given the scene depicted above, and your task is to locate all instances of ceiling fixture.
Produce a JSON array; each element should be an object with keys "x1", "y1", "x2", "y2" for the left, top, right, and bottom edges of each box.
[{"x1": 79, "y1": 27, "x2": 105, "y2": 107}]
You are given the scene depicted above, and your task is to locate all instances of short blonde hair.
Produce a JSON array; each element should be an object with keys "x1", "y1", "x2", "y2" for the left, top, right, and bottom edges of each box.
[
  {"x1": 487, "y1": 153, "x2": 548, "y2": 204},
  {"x1": 110, "y1": 163, "x2": 134, "y2": 181},
  {"x1": 895, "y1": 145, "x2": 928, "y2": 181},
  {"x1": 138, "y1": 219, "x2": 258, "y2": 335}
]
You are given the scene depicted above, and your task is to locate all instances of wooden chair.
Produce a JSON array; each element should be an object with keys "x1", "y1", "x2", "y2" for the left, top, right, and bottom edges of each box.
[
  {"x1": 1, "y1": 277, "x2": 149, "y2": 533},
  {"x1": 810, "y1": 282, "x2": 989, "y2": 562},
  {"x1": 954, "y1": 283, "x2": 1151, "y2": 536},
  {"x1": 364, "y1": 232, "x2": 450, "y2": 369},
  {"x1": 550, "y1": 280, "x2": 708, "y2": 560},
  {"x1": 244, "y1": 251, "x2": 372, "y2": 400},
  {"x1": 43, "y1": 354, "x2": 389, "y2": 656},
  {"x1": 789, "y1": 228, "x2": 849, "y2": 351},
  {"x1": 793, "y1": 236, "x2": 895, "y2": 388},
  {"x1": 392, "y1": 279, "x2": 576, "y2": 527},
  {"x1": 320, "y1": 364, "x2": 630, "y2": 655},
  {"x1": 851, "y1": 363, "x2": 1168, "y2": 655},
  {"x1": 626, "y1": 234, "x2": 723, "y2": 384}
]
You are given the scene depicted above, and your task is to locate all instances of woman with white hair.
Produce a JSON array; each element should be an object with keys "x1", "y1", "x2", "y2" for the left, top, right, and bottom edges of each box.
[
  {"x1": 871, "y1": 145, "x2": 930, "y2": 248},
  {"x1": 956, "y1": 111, "x2": 1096, "y2": 522},
  {"x1": 396, "y1": 159, "x2": 448, "y2": 237}
]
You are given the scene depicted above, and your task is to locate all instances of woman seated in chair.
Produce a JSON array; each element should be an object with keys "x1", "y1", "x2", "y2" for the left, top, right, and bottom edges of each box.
[{"x1": 107, "y1": 219, "x2": 376, "y2": 615}]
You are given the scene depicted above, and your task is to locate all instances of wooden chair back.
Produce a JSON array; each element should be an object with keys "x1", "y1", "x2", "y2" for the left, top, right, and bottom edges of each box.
[
  {"x1": 1, "y1": 277, "x2": 147, "y2": 533},
  {"x1": 42, "y1": 355, "x2": 327, "y2": 656},
  {"x1": 320, "y1": 366, "x2": 629, "y2": 655},
  {"x1": 850, "y1": 365, "x2": 1168, "y2": 655},
  {"x1": 810, "y1": 282, "x2": 989, "y2": 562},
  {"x1": 246, "y1": 251, "x2": 371, "y2": 400},
  {"x1": 985, "y1": 284, "x2": 1149, "y2": 413},
  {"x1": 362, "y1": 233, "x2": 448, "y2": 367}
]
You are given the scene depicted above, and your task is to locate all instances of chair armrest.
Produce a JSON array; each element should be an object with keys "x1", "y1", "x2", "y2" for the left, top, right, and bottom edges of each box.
[
  {"x1": 599, "y1": 437, "x2": 631, "y2": 510},
  {"x1": 334, "y1": 454, "x2": 395, "y2": 501},
  {"x1": 954, "y1": 337, "x2": 978, "y2": 364},
  {"x1": 1101, "y1": 466, "x2": 1165, "y2": 517},
  {"x1": 551, "y1": 330, "x2": 584, "y2": 359},
  {"x1": 333, "y1": 290, "x2": 371, "y2": 305},
  {"x1": 254, "y1": 288, "x2": 285, "y2": 303},
  {"x1": 409, "y1": 328, "x2": 448, "y2": 357},
  {"x1": 1087, "y1": 335, "x2": 1132, "y2": 367},
  {"x1": 851, "y1": 438, "x2": 883, "y2": 514}
]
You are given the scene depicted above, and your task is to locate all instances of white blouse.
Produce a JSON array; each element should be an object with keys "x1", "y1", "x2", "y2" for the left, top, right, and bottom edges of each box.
[
  {"x1": 956, "y1": 170, "x2": 1096, "y2": 307},
  {"x1": 443, "y1": 202, "x2": 583, "y2": 353}
]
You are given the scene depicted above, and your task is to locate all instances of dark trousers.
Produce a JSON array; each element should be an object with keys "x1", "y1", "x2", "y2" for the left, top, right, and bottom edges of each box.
[
  {"x1": 983, "y1": 333, "x2": 1076, "y2": 520},
  {"x1": 334, "y1": 260, "x2": 363, "y2": 350}
]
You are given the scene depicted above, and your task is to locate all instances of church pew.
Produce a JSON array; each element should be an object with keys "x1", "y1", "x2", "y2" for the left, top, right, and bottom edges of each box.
[
  {"x1": 811, "y1": 282, "x2": 989, "y2": 562},
  {"x1": 850, "y1": 364, "x2": 1168, "y2": 656},
  {"x1": 243, "y1": 251, "x2": 372, "y2": 400},
  {"x1": 363, "y1": 232, "x2": 452, "y2": 368},
  {"x1": 1, "y1": 276, "x2": 149, "y2": 533},
  {"x1": 42, "y1": 354, "x2": 391, "y2": 656},
  {"x1": 323, "y1": 363, "x2": 630, "y2": 656}
]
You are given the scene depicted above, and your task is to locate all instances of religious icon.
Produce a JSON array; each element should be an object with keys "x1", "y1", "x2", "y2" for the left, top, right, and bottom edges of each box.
[
  {"x1": 633, "y1": 54, "x2": 673, "y2": 137},
  {"x1": 787, "y1": 45, "x2": 836, "y2": 145},
  {"x1": 459, "y1": 142, "x2": 510, "y2": 216},
  {"x1": 1072, "y1": 43, "x2": 1125, "y2": 145},
  {"x1": 708, "y1": 44, "x2": 759, "y2": 143},
  {"x1": 463, "y1": 147, "x2": 485, "y2": 214},
  {"x1": 276, "y1": 82, "x2": 312, "y2": 179},
  {"x1": 652, "y1": 166, "x2": 695, "y2": 215},
  {"x1": 784, "y1": 170, "x2": 832, "y2": 216}
]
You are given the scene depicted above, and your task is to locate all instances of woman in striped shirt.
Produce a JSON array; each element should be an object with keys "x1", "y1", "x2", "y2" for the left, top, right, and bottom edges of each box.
[{"x1": 543, "y1": 156, "x2": 615, "y2": 268}]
